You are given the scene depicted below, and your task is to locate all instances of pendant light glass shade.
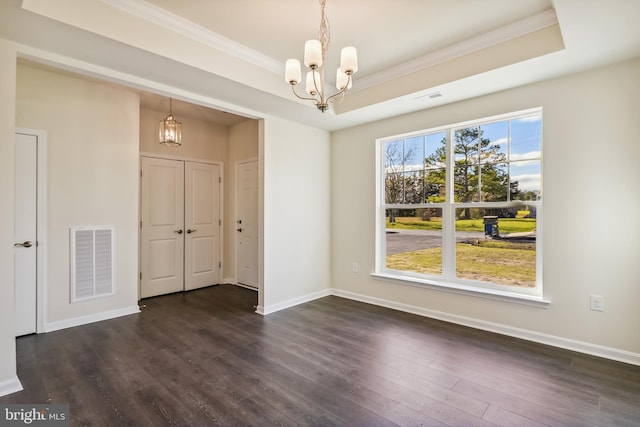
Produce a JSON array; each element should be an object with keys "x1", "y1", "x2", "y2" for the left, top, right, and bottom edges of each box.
[{"x1": 159, "y1": 98, "x2": 182, "y2": 147}]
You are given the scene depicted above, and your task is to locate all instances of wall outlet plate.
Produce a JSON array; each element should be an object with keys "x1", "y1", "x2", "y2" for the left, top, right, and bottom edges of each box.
[{"x1": 590, "y1": 294, "x2": 604, "y2": 311}]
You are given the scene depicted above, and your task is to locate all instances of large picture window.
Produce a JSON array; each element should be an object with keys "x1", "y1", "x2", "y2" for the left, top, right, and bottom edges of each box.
[{"x1": 376, "y1": 108, "x2": 543, "y2": 300}]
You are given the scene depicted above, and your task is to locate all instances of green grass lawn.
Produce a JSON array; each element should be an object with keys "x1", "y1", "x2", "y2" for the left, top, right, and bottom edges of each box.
[
  {"x1": 386, "y1": 216, "x2": 443, "y2": 231},
  {"x1": 386, "y1": 240, "x2": 536, "y2": 287},
  {"x1": 386, "y1": 216, "x2": 536, "y2": 234}
]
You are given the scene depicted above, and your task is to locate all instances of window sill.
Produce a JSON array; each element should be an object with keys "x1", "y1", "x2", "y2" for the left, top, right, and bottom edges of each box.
[{"x1": 371, "y1": 272, "x2": 550, "y2": 308}]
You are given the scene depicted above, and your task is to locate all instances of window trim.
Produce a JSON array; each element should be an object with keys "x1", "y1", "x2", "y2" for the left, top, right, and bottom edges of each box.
[
  {"x1": 375, "y1": 108, "x2": 545, "y2": 304},
  {"x1": 370, "y1": 271, "x2": 550, "y2": 308}
]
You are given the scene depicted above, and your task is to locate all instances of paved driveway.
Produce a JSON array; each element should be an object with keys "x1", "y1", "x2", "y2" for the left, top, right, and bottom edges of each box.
[{"x1": 385, "y1": 229, "x2": 484, "y2": 255}]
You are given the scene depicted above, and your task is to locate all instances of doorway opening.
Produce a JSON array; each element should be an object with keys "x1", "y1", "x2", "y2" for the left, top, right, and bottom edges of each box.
[{"x1": 139, "y1": 157, "x2": 223, "y2": 298}]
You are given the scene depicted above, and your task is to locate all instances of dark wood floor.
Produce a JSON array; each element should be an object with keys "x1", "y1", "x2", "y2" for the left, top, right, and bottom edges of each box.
[{"x1": 2, "y1": 285, "x2": 640, "y2": 426}]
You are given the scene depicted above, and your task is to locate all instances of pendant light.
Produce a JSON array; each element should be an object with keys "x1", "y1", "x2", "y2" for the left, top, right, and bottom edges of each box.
[{"x1": 159, "y1": 98, "x2": 182, "y2": 146}]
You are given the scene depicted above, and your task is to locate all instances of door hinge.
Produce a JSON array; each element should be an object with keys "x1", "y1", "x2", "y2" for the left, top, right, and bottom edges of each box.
[
  {"x1": 219, "y1": 261, "x2": 222, "y2": 268},
  {"x1": 219, "y1": 219, "x2": 222, "y2": 226},
  {"x1": 140, "y1": 170, "x2": 142, "y2": 178},
  {"x1": 140, "y1": 221, "x2": 142, "y2": 229},
  {"x1": 139, "y1": 272, "x2": 142, "y2": 280},
  {"x1": 219, "y1": 177, "x2": 222, "y2": 183}
]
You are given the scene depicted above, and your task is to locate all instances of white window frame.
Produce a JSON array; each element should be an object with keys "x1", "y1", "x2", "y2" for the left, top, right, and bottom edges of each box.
[{"x1": 373, "y1": 108, "x2": 549, "y2": 307}]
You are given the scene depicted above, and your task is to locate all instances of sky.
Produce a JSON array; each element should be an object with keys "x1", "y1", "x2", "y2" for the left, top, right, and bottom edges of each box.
[{"x1": 386, "y1": 114, "x2": 542, "y2": 193}]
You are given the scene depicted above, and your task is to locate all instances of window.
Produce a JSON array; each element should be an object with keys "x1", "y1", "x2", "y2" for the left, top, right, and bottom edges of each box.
[{"x1": 376, "y1": 109, "x2": 543, "y2": 300}]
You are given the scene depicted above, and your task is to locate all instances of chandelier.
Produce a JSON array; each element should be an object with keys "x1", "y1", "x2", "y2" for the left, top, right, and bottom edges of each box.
[
  {"x1": 284, "y1": 0, "x2": 358, "y2": 113},
  {"x1": 159, "y1": 98, "x2": 182, "y2": 146}
]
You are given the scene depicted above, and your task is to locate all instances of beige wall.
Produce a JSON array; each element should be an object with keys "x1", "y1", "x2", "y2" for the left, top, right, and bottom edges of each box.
[
  {"x1": 140, "y1": 106, "x2": 230, "y2": 161},
  {"x1": 331, "y1": 57, "x2": 640, "y2": 356},
  {"x1": 0, "y1": 40, "x2": 19, "y2": 394},
  {"x1": 262, "y1": 116, "x2": 331, "y2": 312},
  {"x1": 15, "y1": 63, "x2": 140, "y2": 326}
]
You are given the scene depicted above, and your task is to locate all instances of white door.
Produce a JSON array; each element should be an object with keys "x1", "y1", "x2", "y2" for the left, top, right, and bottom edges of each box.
[
  {"x1": 184, "y1": 162, "x2": 221, "y2": 290},
  {"x1": 140, "y1": 157, "x2": 185, "y2": 298},
  {"x1": 237, "y1": 160, "x2": 259, "y2": 288},
  {"x1": 14, "y1": 133, "x2": 38, "y2": 336}
]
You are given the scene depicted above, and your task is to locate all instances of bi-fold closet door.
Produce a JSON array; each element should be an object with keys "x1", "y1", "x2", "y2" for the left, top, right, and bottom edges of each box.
[{"x1": 140, "y1": 157, "x2": 222, "y2": 298}]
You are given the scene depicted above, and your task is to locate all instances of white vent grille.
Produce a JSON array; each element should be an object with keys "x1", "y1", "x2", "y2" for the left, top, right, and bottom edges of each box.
[{"x1": 71, "y1": 226, "x2": 115, "y2": 302}]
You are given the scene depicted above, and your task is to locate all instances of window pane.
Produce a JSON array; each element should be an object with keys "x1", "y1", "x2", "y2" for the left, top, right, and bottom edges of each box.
[
  {"x1": 480, "y1": 122, "x2": 508, "y2": 163},
  {"x1": 454, "y1": 208, "x2": 536, "y2": 287},
  {"x1": 385, "y1": 139, "x2": 404, "y2": 171},
  {"x1": 424, "y1": 132, "x2": 447, "y2": 203},
  {"x1": 403, "y1": 171, "x2": 424, "y2": 203},
  {"x1": 454, "y1": 127, "x2": 480, "y2": 163},
  {"x1": 454, "y1": 164, "x2": 479, "y2": 202},
  {"x1": 481, "y1": 163, "x2": 509, "y2": 202},
  {"x1": 511, "y1": 115, "x2": 542, "y2": 161},
  {"x1": 425, "y1": 168, "x2": 446, "y2": 202},
  {"x1": 385, "y1": 172, "x2": 404, "y2": 203},
  {"x1": 386, "y1": 208, "x2": 442, "y2": 276},
  {"x1": 510, "y1": 160, "x2": 541, "y2": 200},
  {"x1": 404, "y1": 136, "x2": 424, "y2": 171},
  {"x1": 425, "y1": 132, "x2": 446, "y2": 169}
]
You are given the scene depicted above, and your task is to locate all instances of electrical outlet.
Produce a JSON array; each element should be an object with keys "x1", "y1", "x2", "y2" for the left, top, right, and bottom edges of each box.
[
  {"x1": 590, "y1": 294, "x2": 604, "y2": 312},
  {"x1": 351, "y1": 262, "x2": 359, "y2": 273}
]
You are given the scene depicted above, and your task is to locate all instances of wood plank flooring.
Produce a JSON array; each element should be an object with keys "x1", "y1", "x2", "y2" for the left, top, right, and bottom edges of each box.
[{"x1": 2, "y1": 284, "x2": 640, "y2": 426}]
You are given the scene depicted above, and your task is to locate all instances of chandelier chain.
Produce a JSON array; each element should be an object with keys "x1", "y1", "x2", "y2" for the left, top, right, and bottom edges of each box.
[{"x1": 318, "y1": 0, "x2": 330, "y2": 60}]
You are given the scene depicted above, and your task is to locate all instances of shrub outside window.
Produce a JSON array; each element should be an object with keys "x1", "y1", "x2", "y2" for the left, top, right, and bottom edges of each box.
[{"x1": 376, "y1": 108, "x2": 543, "y2": 298}]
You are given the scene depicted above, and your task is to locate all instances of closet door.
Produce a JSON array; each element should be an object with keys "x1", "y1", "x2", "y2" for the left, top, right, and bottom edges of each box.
[
  {"x1": 237, "y1": 160, "x2": 259, "y2": 288},
  {"x1": 140, "y1": 157, "x2": 185, "y2": 298},
  {"x1": 184, "y1": 162, "x2": 222, "y2": 290}
]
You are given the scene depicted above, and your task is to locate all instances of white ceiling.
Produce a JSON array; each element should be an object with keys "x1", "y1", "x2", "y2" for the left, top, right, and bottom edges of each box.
[{"x1": 2, "y1": 0, "x2": 640, "y2": 130}]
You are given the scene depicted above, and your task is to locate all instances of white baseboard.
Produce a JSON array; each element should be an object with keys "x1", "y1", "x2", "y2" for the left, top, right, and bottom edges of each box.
[
  {"x1": 223, "y1": 278, "x2": 259, "y2": 292},
  {"x1": 331, "y1": 288, "x2": 640, "y2": 366},
  {"x1": 44, "y1": 305, "x2": 140, "y2": 333},
  {"x1": 236, "y1": 283, "x2": 258, "y2": 291},
  {"x1": 0, "y1": 376, "x2": 23, "y2": 398},
  {"x1": 259, "y1": 288, "x2": 331, "y2": 315}
]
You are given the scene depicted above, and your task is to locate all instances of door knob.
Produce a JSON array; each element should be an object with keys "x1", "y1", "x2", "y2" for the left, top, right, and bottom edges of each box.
[
  {"x1": 187, "y1": 229, "x2": 197, "y2": 234},
  {"x1": 175, "y1": 229, "x2": 183, "y2": 234},
  {"x1": 14, "y1": 241, "x2": 33, "y2": 248},
  {"x1": 237, "y1": 228, "x2": 242, "y2": 232}
]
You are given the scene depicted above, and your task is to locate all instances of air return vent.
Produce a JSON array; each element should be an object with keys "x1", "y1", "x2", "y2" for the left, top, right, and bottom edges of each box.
[{"x1": 70, "y1": 226, "x2": 115, "y2": 302}]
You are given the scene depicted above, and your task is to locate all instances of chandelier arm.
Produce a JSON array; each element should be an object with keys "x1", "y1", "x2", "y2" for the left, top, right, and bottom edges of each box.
[
  {"x1": 290, "y1": 84, "x2": 322, "y2": 104},
  {"x1": 325, "y1": 73, "x2": 351, "y2": 104},
  {"x1": 311, "y1": 67, "x2": 325, "y2": 103},
  {"x1": 325, "y1": 87, "x2": 347, "y2": 104},
  {"x1": 326, "y1": 88, "x2": 346, "y2": 104}
]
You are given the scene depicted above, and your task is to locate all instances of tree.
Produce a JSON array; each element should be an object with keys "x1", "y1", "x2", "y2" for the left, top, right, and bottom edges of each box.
[
  {"x1": 425, "y1": 127, "x2": 509, "y2": 219},
  {"x1": 384, "y1": 140, "x2": 418, "y2": 222}
]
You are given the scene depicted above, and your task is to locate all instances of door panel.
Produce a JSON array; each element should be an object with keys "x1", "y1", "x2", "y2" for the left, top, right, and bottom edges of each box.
[
  {"x1": 148, "y1": 239, "x2": 181, "y2": 279},
  {"x1": 14, "y1": 133, "x2": 38, "y2": 336},
  {"x1": 185, "y1": 162, "x2": 221, "y2": 290},
  {"x1": 140, "y1": 158, "x2": 185, "y2": 298},
  {"x1": 237, "y1": 160, "x2": 259, "y2": 288}
]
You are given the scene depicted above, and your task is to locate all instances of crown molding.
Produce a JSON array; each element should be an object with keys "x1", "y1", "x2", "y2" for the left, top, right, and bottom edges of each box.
[
  {"x1": 354, "y1": 9, "x2": 560, "y2": 92},
  {"x1": 98, "y1": 0, "x2": 283, "y2": 75},
  {"x1": 97, "y1": 1, "x2": 558, "y2": 95}
]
